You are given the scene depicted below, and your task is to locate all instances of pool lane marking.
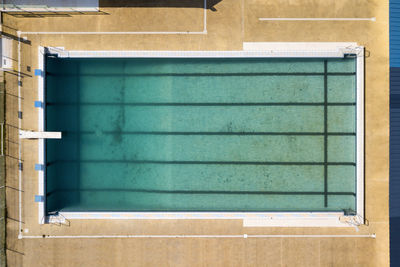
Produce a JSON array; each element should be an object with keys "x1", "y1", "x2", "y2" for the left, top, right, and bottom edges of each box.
[
  {"x1": 324, "y1": 60, "x2": 328, "y2": 207},
  {"x1": 76, "y1": 62, "x2": 81, "y2": 204},
  {"x1": 45, "y1": 72, "x2": 356, "y2": 76},
  {"x1": 47, "y1": 160, "x2": 356, "y2": 166},
  {"x1": 259, "y1": 17, "x2": 376, "y2": 21},
  {"x1": 45, "y1": 102, "x2": 357, "y2": 106},
  {"x1": 46, "y1": 188, "x2": 356, "y2": 196},
  {"x1": 56, "y1": 131, "x2": 356, "y2": 136}
]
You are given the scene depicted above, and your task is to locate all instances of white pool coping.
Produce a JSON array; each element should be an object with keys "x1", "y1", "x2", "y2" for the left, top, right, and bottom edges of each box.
[
  {"x1": 37, "y1": 46, "x2": 45, "y2": 224},
  {"x1": 36, "y1": 43, "x2": 364, "y2": 227}
]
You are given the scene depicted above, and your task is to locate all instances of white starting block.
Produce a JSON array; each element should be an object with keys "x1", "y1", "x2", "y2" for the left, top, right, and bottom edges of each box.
[{"x1": 19, "y1": 130, "x2": 62, "y2": 139}]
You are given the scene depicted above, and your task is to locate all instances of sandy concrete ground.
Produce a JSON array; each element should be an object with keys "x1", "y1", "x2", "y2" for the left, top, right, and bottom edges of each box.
[{"x1": 1, "y1": 0, "x2": 389, "y2": 266}]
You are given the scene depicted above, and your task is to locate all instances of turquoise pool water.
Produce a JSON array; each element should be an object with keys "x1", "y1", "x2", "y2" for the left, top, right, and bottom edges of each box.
[{"x1": 45, "y1": 56, "x2": 357, "y2": 212}]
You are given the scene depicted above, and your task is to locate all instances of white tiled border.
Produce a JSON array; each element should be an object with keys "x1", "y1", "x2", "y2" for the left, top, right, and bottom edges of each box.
[
  {"x1": 37, "y1": 46, "x2": 45, "y2": 224},
  {"x1": 356, "y1": 47, "x2": 365, "y2": 222},
  {"x1": 36, "y1": 43, "x2": 364, "y2": 227},
  {"x1": 53, "y1": 48, "x2": 351, "y2": 58}
]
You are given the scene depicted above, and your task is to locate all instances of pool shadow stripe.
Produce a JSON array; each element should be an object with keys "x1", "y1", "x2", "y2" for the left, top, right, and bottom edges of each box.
[
  {"x1": 47, "y1": 160, "x2": 356, "y2": 166},
  {"x1": 324, "y1": 60, "x2": 329, "y2": 207},
  {"x1": 46, "y1": 72, "x2": 356, "y2": 77},
  {"x1": 63, "y1": 131, "x2": 356, "y2": 136},
  {"x1": 46, "y1": 102, "x2": 357, "y2": 106},
  {"x1": 46, "y1": 188, "x2": 356, "y2": 196}
]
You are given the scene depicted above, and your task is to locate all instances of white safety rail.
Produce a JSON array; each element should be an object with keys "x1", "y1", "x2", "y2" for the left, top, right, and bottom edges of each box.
[{"x1": 34, "y1": 43, "x2": 364, "y2": 228}]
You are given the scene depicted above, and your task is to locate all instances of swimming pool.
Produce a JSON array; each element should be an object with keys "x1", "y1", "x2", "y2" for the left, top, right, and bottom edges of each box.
[{"x1": 37, "y1": 46, "x2": 364, "y2": 223}]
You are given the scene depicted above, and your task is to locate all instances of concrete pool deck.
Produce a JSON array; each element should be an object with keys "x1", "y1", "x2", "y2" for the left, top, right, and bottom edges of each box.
[{"x1": 2, "y1": 0, "x2": 389, "y2": 266}]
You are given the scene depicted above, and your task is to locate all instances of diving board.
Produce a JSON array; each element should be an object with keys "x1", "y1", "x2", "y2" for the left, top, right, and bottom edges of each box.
[{"x1": 19, "y1": 130, "x2": 61, "y2": 139}]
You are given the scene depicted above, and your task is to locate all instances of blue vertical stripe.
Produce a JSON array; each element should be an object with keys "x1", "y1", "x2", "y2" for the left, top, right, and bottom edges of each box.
[{"x1": 390, "y1": 1, "x2": 400, "y2": 265}]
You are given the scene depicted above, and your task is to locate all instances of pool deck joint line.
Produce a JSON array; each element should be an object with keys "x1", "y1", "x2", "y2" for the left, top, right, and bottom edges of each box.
[
  {"x1": 17, "y1": 233, "x2": 377, "y2": 239},
  {"x1": 259, "y1": 17, "x2": 376, "y2": 21}
]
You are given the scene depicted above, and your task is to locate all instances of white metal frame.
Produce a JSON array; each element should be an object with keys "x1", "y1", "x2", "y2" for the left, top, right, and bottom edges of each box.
[
  {"x1": 1, "y1": 2, "x2": 99, "y2": 12},
  {"x1": 36, "y1": 43, "x2": 364, "y2": 227}
]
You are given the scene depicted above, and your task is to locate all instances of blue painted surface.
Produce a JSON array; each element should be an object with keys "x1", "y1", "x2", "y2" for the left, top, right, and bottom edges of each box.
[
  {"x1": 391, "y1": 67, "x2": 400, "y2": 265},
  {"x1": 34, "y1": 195, "x2": 44, "y2": 203},
  {"x1": 35, "y1": 164, "x2": 44, "y2": 171},
  {"x1": 34, "y1": 101, "x2": 43, "y2": 108},
  {"x1": 391, "y1": 0, "x2": 400, "y2": 265},
  {"x1": 391, "y1": 0, "x2": 400, "y2": 67},
  {"x1": 34, "y1": 69, "x2": 42, "y2": 76}
]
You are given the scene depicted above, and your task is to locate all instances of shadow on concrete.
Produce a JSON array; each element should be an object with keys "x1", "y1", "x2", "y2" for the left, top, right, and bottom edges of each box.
[{"x1": 99, "y1": 0, "x2": 223, "y2": 11}]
